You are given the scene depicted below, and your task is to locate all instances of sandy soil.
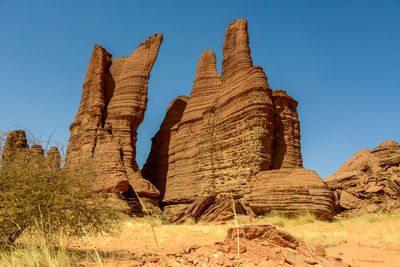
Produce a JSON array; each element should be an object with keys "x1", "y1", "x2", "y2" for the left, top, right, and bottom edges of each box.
[{"x1": 71, "y1": 217, "x2": 400, "y2": 266}]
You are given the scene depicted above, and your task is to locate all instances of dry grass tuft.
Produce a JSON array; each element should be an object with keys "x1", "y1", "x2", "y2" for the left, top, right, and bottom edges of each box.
[{"x1": 279, "y1": 213, "x2": 400, "y2": 249}]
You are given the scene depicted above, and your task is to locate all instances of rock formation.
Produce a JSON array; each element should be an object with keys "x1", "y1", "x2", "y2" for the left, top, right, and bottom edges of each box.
[
  {"x1": 271, "y1": 90, "x2": 302, "y2": 169},
  {"x1": 2, "y1": 130, "x2": 62, "y2": 167},
  {"x1": 154, "y1": 224, "x2": 349, "y2": 266},
  {"x1": 249, "y1": 168, "x2": 335, "y2": 220},
  {"x1": 65, "y1": 34, "x2": 163, "y2": 213},
  {"x1": 142, "y1": 19, "x2": 332, "y2": 219},
  {"x1": 142, "y1": 95, "x2": 189, "y2": 201},
  {"x1": 2, "y1": 130, "x2": 29, "y2": 157},
  {"x1": 325, "y1": 140, "x2": 400, "y2": 216}
]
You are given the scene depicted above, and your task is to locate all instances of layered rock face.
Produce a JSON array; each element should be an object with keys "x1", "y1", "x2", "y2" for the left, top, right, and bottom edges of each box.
[
  {"x1": 142, "y1": 19, "x2": 332, "y2": 219},
  {"x1": 325, "y1": 141, "x2": 400, "y2": 216},
  {"x1": 272, "y1": 90, "x2": 302, "y2": 169},
  {"x1": 142, "y1": 96, "x2": 189, "y2": 201},
  {"x1": 66, "y1": 34, "x2": 163, "y2": 212},
  {"x1": 249, "y1": 169, "x2": 335, "y2": 219}
]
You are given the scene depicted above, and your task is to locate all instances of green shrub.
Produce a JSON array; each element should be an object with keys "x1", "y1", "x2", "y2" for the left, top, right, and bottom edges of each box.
[{"x1": 0, "y1": 145, "x2": 119, "y2": 245}]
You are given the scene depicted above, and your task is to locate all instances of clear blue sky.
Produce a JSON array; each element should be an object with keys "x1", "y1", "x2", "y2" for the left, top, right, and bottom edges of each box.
[{"x1": 1, "y1": 0, "x2": 399, "y2": 178}]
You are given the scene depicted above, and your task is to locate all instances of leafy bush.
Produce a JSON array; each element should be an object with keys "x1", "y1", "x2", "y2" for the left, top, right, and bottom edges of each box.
[{"x1": 0, "y1": 143, "x2": 119, "y2": 245}]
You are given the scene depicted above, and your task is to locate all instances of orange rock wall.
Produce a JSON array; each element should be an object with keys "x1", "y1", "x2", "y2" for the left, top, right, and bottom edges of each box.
[
  {"x1": 249, "y1": 168, "x2": 334, "y2": 219},
  {"x1": 66, "y1": 34, "x2": 163, "y2": 199},
  {"x1": 143, "y1": 19, "x2": 304, "y2": 208}
]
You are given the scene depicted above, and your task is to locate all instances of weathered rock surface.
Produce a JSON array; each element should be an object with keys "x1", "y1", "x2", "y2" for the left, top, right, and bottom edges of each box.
[
  {"x1": 148, "y1": 224, "x2": 349, "y2": 266},
  {"x1": 142, "y1": 19, "x2": 332, "y2": 220},
  {"x1": 2, "y1": 130, "x2": 29, "y2": 156},
  {"x1": 3, "y1": 130, "x2": 62, "y2": 166},
  {"x1": 66, "y1": 35, "x2": 163, "y2": 213},
  {"x1": 272, "y1": 90, "x2": 303, "y2": 169},
  {"x1": 248, "y1": 168, "x2": 335, "y2": 220},
  {"x1": 141, "y1": 95, "x2": 189, "y2": 201},
  {"x1": 169, "y1": 194, "x2": 253, "y2": 224},
  {"x1": 325, "y1": 140, "x2": 400, "y2": 216}
]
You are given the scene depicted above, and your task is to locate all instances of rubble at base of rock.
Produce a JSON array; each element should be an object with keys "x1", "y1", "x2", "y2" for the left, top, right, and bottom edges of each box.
[{"x1": 138, "y1": 224, "x2": 349, "y2": 267}]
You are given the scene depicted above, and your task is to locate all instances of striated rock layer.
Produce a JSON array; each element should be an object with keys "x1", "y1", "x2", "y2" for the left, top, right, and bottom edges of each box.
[
  {"x1": 142, "y1": 19, "x2": 331, "y2": 219},
  {"x1": 66, "y1": 34, "x2": 163, "y2": 213},
  {"x1": 325, "y1": 140, "x2": 400, "y2": 216},
  {"x1": 249, "y1": 169, "x2": 335, "y2": 220},
  {"x1": 272, "y1": 90, "x2": 302, "y2": 169}
]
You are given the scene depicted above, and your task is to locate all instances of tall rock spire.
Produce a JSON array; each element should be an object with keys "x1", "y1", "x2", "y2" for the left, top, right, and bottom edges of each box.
[
  {"x1": 66, "y1": 34, "x2": 163, "y2": 213},
  {"x1": 142, "y1": 19, "x2": 329, "y2": 220},
  {"x1": 73, "y1": 45, "x2": 112, "y2": 128},
  {"x1": 181, "y1": 50, "x2": 221, "y2": 123},
  {"x1": 221, "y1": 19, "x2": 253, "y2": 80}
]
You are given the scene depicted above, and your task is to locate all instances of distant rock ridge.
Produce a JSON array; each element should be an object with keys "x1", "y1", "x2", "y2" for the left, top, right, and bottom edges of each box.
[
  {"x1": 325, "y1": 140, "x2": 400, "y2": 216},
  {"x1": 142, "y1": 19, "x2": 333, "y2": 220},
  {"x1": 65, "y1": 34, "x2": 163, "y2": 214},
  {"x1": 3, "y1": 130, "x2": 61, "y2": 167}
]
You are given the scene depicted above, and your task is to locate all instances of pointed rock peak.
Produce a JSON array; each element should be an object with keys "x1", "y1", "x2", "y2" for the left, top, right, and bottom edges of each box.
[
  {"x1": 221, "y1": 18, "x2": 253, "y2": 79},
  {"x1": 181, "y1": 51, "x2": 221, "y2": 122},
  {"x1": 83, "y1": 44, "x2": 112, "y2": 86},
  {"x1": 374, "y1": 140, "x2": 400, "y2": 150},
  {"x1": 195, "y1": 50, "x2": 218, "y2": 76},
  {"x1": 193, "y1": 50, "x2": 221, "y2": 85},
  {"x1": 93, "y1": 44, "x2": 112, "y2": 59},
  {"x1": 135, "y1": 33, "x2": 163, "y2": 53},
  {"x1": 71, "y1": 43, "x2": 112, "y2": 130}
]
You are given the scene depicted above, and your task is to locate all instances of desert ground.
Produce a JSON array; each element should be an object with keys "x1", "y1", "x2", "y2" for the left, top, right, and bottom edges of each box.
[{"x1": 2, "y1": 213, "x2": 399, "y2": 267}]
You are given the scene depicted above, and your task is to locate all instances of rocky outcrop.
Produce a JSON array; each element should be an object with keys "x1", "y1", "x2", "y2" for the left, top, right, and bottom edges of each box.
[
  {"x1": 169, "y1": 194, "x2": 254, "y2": 224},
  {"x1": 154, "y1": 224, "x2": 349, "y2": 266},
  {"x1": 2, "y1": 130, "x2": 62, "y2": 167},
  {"x1": 248, "y1": 168, "x2": 335, "y2": 220},
  {"x1": 66, "y1": 34, "x2": 163, "y2": 213},
  {"x1": 325, "y1": 140, "x2": 400, "y2": 216},
  {"x1": 142, "y1": 19, "x2": 332, "y2": 220},
  {"x1": 2, "y1": 130, "x2": 29, "y2": 157},
  {"x1": 217, "y1": 224, "x2": 348, "y2": 267}
]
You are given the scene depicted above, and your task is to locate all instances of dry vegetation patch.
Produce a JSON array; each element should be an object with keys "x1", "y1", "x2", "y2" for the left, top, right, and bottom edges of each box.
[{"x1": 2, "y1": 211, "x2": 400, "y2": 266}]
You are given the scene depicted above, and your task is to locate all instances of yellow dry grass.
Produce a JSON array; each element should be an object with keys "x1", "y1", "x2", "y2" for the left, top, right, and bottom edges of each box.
[
  {"x1": 1, "y1": 213, "x2": 400, "y2": 266},
  {"x1": 282, "y1": 213, "x2": 400, "y2": 250}
]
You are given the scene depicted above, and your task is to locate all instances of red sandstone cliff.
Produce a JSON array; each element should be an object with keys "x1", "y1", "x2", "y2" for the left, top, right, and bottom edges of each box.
[
  {"x1": 66, "y1": 34, "x2": 163, "y2": 213},
  {"x1": 142, "y1": 19, "x2": 333, "y2": 219}
]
